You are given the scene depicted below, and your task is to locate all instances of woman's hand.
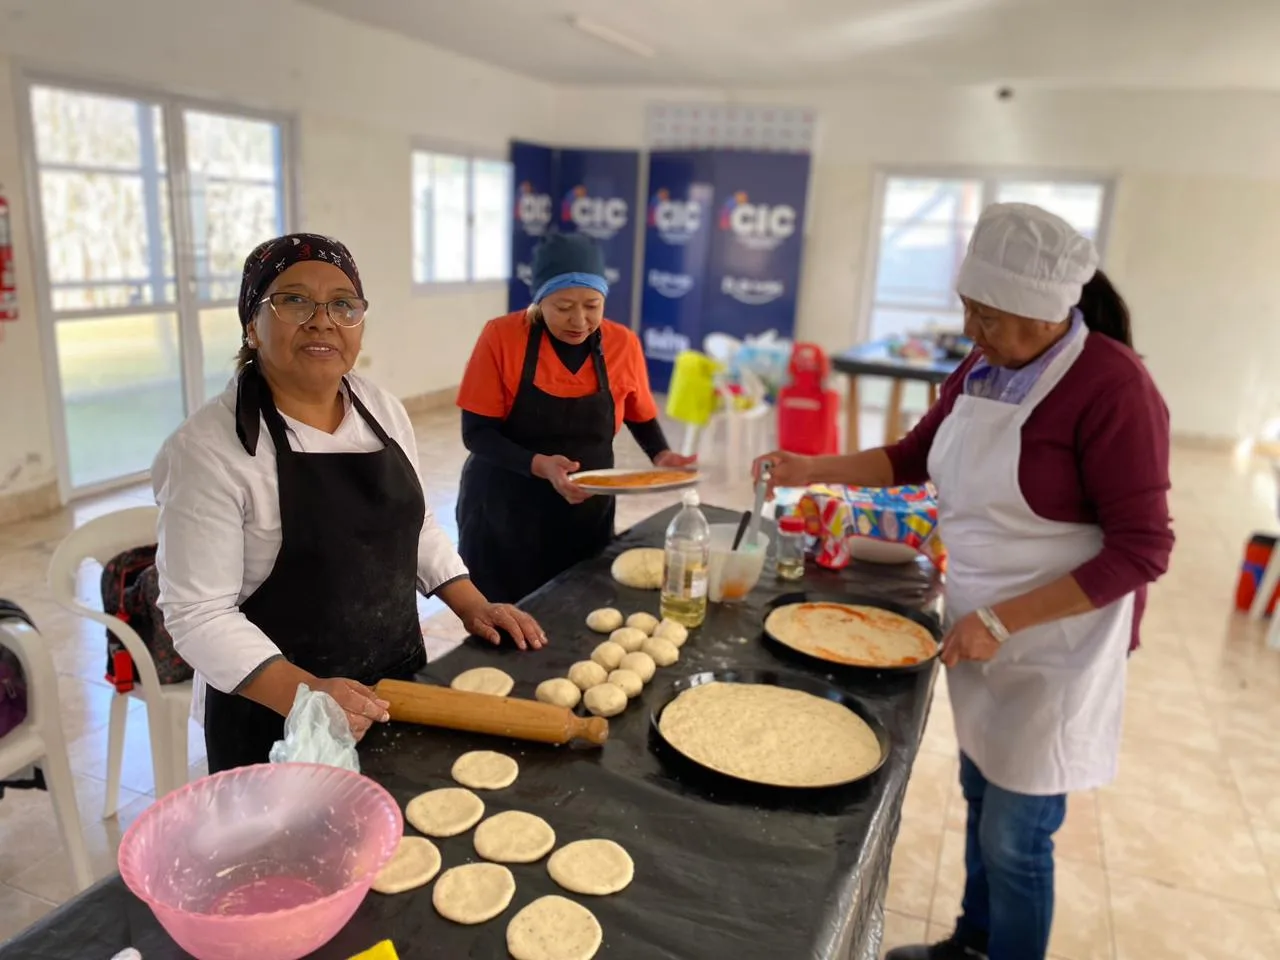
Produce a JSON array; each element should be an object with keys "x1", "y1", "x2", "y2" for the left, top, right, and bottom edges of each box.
[
  {"x1": 311, "y1": 676, "x2": 391, "y2": 741},
  {"x1": 462, "y1": 603, "x2": 548, "y2": 651},
  {"x1": 532, "y1": 453, "x2": 592, "y2": 505},
  {"x1": 654, "y1": 450, "x2": 697, "y2": 469},
  {"x1": 940, "y1": 612, "x2": 1002, "y2": 667},
  {"x1": 751, "y1": 450, "x2": 814, "y2": 496}
]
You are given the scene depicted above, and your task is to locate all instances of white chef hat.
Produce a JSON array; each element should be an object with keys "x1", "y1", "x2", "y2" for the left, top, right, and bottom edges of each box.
[{"x1": 955, "y1": 202, "x2": 1100, "y2": 323}]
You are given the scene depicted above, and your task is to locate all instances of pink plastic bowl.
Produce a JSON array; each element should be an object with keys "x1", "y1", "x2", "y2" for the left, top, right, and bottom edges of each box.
[{"x1": 118, "y1": 763, "x2": 403, "y2": 960}]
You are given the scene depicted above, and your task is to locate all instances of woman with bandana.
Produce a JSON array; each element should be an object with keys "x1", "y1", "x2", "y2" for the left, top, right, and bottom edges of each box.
[{"x1": 152, "y1": 234, "x2": 546, "y2": 773}]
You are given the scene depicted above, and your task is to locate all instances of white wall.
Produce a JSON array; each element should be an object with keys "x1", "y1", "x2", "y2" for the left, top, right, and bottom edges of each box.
[
  {"x1": 0, "y1": 0, "x2": 557, "y2": 500},
  {"x1": 556, "y1": 84, "x2": 1280, "y2": 441}
]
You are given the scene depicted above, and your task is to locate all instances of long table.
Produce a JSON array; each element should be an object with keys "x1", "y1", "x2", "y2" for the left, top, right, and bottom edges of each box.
[{"x1": 1, "y1": 506, "x2": 941, "y2": 960}]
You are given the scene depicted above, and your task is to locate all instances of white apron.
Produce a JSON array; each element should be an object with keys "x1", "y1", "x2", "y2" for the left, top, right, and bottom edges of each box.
[{"x1": 927, "y1": 326, "x2": 1133, "y2": 796}]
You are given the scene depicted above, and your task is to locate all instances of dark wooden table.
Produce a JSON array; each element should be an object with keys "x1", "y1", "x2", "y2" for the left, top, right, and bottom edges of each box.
[{"x1": 831, "y1": 341, "x2": 962, "y2": 450}]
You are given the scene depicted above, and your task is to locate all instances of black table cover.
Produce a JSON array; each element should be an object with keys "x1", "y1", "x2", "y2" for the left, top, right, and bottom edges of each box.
[{"x1": 1, "y1": 506, "x2": 942, "y2": 960}]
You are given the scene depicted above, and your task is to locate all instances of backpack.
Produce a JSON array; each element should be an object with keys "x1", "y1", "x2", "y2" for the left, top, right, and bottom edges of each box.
[
  {"x1": 0, "y1": 599, "x2": 33, "y2": 740},
  {"x1": 100, "y1": 546, "x2": 193, "y2": 691}
]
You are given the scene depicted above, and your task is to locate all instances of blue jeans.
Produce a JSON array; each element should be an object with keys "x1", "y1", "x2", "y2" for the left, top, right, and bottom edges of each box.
[{"x1": 956, "y1": 753, "x2": 1067, "y2": 960}]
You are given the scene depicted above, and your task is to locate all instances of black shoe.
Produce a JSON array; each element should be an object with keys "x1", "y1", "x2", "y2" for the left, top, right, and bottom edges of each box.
[{"x1": 885, "y1": 930, "x2": 988, "y2": 960}]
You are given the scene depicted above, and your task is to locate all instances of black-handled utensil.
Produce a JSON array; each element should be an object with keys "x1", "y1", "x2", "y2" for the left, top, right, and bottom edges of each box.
[{"x1": 730, "y1": 510, "x2": 752, "y2": 551}]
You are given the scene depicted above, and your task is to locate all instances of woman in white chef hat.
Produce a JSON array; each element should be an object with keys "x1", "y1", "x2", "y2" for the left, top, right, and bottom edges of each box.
[{"x1": 757, "y1": 203, "x2": 1174, "y2": 960}]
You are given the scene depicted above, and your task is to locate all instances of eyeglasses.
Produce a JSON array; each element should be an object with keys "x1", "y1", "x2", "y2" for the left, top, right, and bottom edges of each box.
[{"x1": 259, "y1": 293, "x2": 368, "y2": 328}]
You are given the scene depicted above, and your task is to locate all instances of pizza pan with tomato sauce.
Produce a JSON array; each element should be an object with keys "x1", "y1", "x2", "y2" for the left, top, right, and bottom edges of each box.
[
  {"x1": 569, "y1": 468, "x2": 701, "y2": 495},
  {"x1": 762, "y1": 592, "x2": 942, "y2": 674}
]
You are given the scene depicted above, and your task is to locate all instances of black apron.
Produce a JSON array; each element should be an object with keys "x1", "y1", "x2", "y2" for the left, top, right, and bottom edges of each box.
[
  {"x1": 205, "y1": 371, "x2": 427, "y2": 773},
  {"x1": 456, "y1": 322, "x2": 616, "y2": 604}
]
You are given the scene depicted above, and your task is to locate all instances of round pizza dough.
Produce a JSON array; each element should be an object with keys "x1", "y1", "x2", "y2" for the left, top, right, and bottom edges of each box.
[
  {"x1": 585, "y1": 608, "x2": 624, "y2": 634},
  {"x1": 547, "y1": 839, "x2": 634, "y2": 896},
  {"x1": 451, "y1": 666, "x2": 514, "y2": 697},
  {"x1": 641, "y1": 636, "x2": 679, "y2": 667},
  {"x1": 607, "y1": 668, "x2": 643, "y2": 699},
  {"x1": 405, "y1": 787, "x2": 486, "y2": 838},
  {"x1": 371, "y1": 836, "x2": 441, "y2": 894},
  {"x1": 474, "y1": 810, "x2": 557, "y2": 863},
  {"x1": 658, "y1": 681, "x2": 883, "y2": 787},
  {"x1": 590, "y1": 641, "x2": 626, "y2": 671},
  {"x1": 608, "y1": 627, "x2": 648, "y2": 653},
  {"x1": 625, "y1": 612, "x2": 659, "y2": 635},
  {"x1": 653, "y1": 619, "x2": 689, "y2": 647},
  {"x1": 584, "y1": 683, "x2": 627, "y2": 718},
  {"x1": 507, "y1": 895, "x2": 603, "y2": 960},
  {"x1": 452, "y1": 750, "x2": 519, "y2": 790},
  {"x1": 568, "y1": 660, "x2": 608, "y2": 691},
  {"x1": 610, "y1": 548, "x2": 664, "y2": 590},
  {"x1": 618, "y1": 651, "x2": 656, "y2": 683},
  {"x1": 536, "y1": 677, "x2": 582, "y2": 708},
  {"x1": 763, "y1": 602, "x2": 938, "y2": 667},
  {"x1": 432, "y1": 862, "x2": 516, "y2": 925}
]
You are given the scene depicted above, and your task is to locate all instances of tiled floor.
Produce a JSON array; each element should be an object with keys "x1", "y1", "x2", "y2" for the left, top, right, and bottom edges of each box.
[{"x1": 1, "y1": 406, "x2": 1279, "y2": 960}]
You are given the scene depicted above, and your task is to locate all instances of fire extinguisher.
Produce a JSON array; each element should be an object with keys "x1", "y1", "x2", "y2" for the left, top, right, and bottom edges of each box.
[{"x1": 0, "y1": 189, "x2": 17, "y2": 323}]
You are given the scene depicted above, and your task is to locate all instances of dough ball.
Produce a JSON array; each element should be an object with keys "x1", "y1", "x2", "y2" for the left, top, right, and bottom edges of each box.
[
  {"x1": 625, "y1": 612, "x2": 660, "y2": 635},
  {"x1": 372, "y1": 836, "x2": 441, "y2": 894},
  {"x1": 590, "y1": 641, "x2": 626, "y2": 671},
  {"x1": 474, "y1": 810, "x2": 557, "y2": 863},
  {"x1": 583, "y1": 683, "x2": 627, "y2": 718},
  {"x1": 536, "y1": 677, "x2": 582, "y2": 708},
  {"x1": 653, "y1": 618, "x2": 690, "y2": 647},
  {"x1": 607, "y1": 669, "x2": 643, "y2": 699},
  {"x1": 405, "y1": 787, "x2": 485, "y2": 838},
  {"x1": 618, "y1": 651, "x2": 656, "y2": 683},
  {"x1": 585, "y1": 608, "x2": 624, "y2": 633},
  {"x1": 610, "y1": 548, "x2": 664, "y2": 590},
  {"x1": 507, "y1": 895, "x2": 603, "y2": 960},
  {"x1": 609, "y1": 627, "x2": 647, "y2": 653},
  {"x1": 432, "y1": 862, "x2": 515, "y2": 925},
  {"x1": 568, "y1": 660, "x2": 608, "y2": 691},
  {"x1": 547, "y1": 839, "x2": 634, "y2": 896},
  {"x1": 641, "y1": 636, "x2": 679, "y2": 667},
  {"x1": 451, "y1": 666, "x2": 514, "y2": 697},
  {"x1": 452, "y1": 750, "x2": 519, "y2": 790}
]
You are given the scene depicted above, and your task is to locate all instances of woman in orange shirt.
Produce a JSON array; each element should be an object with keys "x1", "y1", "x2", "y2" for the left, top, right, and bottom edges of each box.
[{"x1": 456, "y1": 233, "x2": 693, "y2": 603}]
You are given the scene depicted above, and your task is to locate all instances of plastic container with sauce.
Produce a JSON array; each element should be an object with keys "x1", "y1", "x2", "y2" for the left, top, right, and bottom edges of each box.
[{"x1": 775, "y1": 515, "x2": 807, "y2": 581}]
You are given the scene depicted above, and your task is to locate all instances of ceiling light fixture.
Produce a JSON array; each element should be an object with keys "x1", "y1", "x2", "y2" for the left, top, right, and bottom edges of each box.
[{"x1": 569, "y1": 15, "x2": 656, "y2": 59}]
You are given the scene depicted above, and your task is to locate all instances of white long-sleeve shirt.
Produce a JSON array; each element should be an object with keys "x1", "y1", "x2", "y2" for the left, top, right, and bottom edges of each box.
[{"x1": 152, "y1": 373, "x2": 468, "y2": 698}]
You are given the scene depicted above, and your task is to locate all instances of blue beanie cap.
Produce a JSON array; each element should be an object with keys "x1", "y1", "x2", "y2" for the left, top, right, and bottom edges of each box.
[{"x1": 531, "y1": 233, "x2": 609, "y2": 303}]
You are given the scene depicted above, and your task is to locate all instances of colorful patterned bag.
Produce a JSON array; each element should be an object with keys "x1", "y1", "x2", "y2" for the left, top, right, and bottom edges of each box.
[
  {"x1": 100, "y1": 546, "x2": 193, "y2": 690},
  {"x1": 796, "y1": 483, "x2": 947, "y2": 571}
]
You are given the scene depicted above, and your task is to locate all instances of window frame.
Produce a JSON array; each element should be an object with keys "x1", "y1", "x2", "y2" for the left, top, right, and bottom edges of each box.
[
  {"x1": 410, "y1": 140, "x2": 512, "y2": 296},
  {"x1": 857, "y1": 166, "x2": 1118, "y2": 344}
]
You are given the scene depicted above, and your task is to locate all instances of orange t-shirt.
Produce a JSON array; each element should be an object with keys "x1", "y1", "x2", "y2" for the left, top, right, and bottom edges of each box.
[{"x1": 456, "y1": 312, "x2": 659, "y2": 433}]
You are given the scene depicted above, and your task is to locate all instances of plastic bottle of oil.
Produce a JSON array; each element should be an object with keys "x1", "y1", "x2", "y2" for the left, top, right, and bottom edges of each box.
[{"x1": 660, "y1": 490, "x2": 711, "y2": 628}]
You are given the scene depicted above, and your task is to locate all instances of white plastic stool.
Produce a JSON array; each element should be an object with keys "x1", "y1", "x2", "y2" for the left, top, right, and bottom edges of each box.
[
  {"x1": 0, "y1": 617, "x2": 94, "y2": 892},
  {"x1": 47, "y1": 506, "x2": 193, "y2": 817}
]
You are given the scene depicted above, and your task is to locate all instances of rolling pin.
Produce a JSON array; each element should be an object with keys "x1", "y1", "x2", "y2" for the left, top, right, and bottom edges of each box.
[{"x1": 373, "y1": 679, "x2": 609, "y2": 747}]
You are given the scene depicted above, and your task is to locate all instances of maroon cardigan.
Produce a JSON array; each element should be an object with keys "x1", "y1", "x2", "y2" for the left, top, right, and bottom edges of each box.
[{"x1": 885, "y1": 333, "x2": 1174, "y2": 648}]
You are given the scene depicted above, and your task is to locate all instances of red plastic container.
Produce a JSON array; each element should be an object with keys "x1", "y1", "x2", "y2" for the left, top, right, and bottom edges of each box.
[
  {"x1": 1236, "y1": 533, "x2": 1279, "y2": 615},
  {"x1": 778, "y1": 343, "x2": 840, "y2": 456}
]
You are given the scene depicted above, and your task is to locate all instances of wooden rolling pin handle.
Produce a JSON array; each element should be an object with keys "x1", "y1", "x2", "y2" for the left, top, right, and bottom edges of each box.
[{"x1": 373, "y1": 679, "x2": 609, "y2": 748}]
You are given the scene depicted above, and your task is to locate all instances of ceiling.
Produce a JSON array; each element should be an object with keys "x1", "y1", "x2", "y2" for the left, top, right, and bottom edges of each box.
[{"x1": 301, "y1": 0, "x2": 1280, "y2": 91}]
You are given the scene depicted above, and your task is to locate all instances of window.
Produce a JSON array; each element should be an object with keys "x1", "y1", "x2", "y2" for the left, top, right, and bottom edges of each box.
[
  {"x1": 412, "y1": 149, "x2": 512, "y2": 286},
  {"x1": 864, "y1": 174, "x2": 1111, "y2": 342}
]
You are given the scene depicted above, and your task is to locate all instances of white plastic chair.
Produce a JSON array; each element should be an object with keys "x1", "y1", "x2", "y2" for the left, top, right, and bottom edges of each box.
[
  {"x1": 47, "y1": 506, "x2": 193, "y2": 817},
  {"x1": 679, "y1": 367, "x2": 773, "y2": 467},
  {"x1": 0, "y1": 616, "x2": 94, "y2": 892}
]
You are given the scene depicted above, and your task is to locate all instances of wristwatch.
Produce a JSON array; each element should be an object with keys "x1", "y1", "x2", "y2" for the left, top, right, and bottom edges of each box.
[{"x1": 975, "y1": 606, "x2": 1011, "y2": 644}]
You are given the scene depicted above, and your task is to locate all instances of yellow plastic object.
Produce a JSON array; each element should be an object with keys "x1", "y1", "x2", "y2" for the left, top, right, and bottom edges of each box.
[
  {"x1": 665, "y1": 350, "x2": 721, "y2": 427},
  {"x1": 347, "y1": 941, "x2": 399, "y2": 960}
]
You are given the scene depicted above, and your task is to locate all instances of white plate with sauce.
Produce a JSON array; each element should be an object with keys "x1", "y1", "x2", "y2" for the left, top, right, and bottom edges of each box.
[{"x1": 569, "y1": 468, "x2": 701, "y2": 496}]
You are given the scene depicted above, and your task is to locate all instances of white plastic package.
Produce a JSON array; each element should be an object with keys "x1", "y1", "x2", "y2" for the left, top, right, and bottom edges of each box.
[{"x1": 268, "y1": 684, "x2": 360, "y2": 773}]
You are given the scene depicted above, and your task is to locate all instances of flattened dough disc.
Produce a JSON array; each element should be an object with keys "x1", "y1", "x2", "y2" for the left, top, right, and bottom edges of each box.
[
  {"x1": 452, "y1": 750, "x2": 519, "y2": 790},
  {"x1": 474, "y1": 810, "x2": 557, "y2": 863},
  {"x1": 507, "y1": 895, "x2": 603, "y2": 960},
  {"x1": 432, "y1": 862, "x2": 516, "y2": 925},
  {"x1": 405, "y1": 787, "x2": 485, "y2": 837},
  {"x1": 547, "y1": 839, "x2": 634, "y2": 896},
  {"x1": 372, "y1": 836, "x2": 442, "y2": 894},
  {"x1": 451, "y1": 666, "x2": 515, "y2": 697}
]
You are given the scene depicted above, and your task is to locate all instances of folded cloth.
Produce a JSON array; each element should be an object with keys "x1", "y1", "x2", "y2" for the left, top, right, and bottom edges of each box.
[{"x1": 796, "y1": 483, "x2": 947, "y2": 571}]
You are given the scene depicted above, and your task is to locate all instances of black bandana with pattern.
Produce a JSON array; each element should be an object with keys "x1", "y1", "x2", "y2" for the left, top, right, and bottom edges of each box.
[{"x1": 237, "y1": 233, "x2": 363, "y2": 330}]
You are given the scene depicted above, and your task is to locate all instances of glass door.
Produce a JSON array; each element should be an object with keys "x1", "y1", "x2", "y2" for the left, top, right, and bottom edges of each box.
[{"x1": 25, "y1": 81, "x2": 291, "y2": 494}]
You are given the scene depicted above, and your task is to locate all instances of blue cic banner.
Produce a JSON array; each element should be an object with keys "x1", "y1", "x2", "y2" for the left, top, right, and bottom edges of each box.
[
  {"x1": 509, "y1": 141, "x2": 557, "y2": 313},
  {"x1": 638, "y1": 151, "x2": 716, "y2": 392},
  {"x1": 702, "y1": 151, "x2": 811, "y2": 341},
  {"x1": 555, "y1": 148, "x2": 640, "y2": 329}
]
